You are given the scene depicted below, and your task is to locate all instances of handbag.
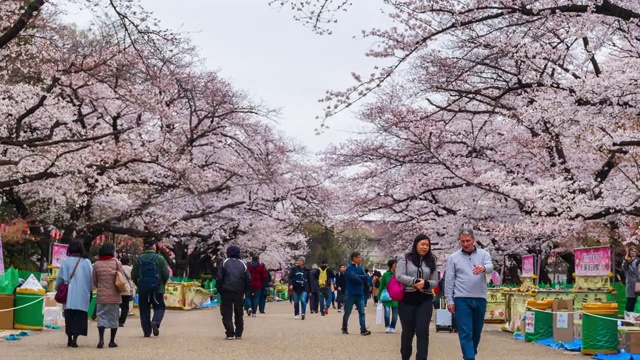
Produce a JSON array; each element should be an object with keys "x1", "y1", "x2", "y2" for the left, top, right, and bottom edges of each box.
[
  {"x1": 379, "y1": 288, "x2": 392, "y2": 302},
  {"x1": 388, "y1": 257, "x2": 408, "y2": 302},
  {"x1": 55, "y1": 258, "x2": 81, "y2": 304},
  {"x1": 635, "y1": 282, "x2": 640, "y2": 293},
  {"x1": 115, "y1": 260, "x2": 131, "y2": 294}
]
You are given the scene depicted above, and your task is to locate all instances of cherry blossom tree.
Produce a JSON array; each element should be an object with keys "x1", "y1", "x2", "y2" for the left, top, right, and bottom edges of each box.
[{"x1": 276, "y1": 1, "x2": 640, "y2": 277}]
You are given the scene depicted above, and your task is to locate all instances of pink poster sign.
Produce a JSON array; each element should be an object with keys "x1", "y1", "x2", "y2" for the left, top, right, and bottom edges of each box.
[
  {"x1": 574, "y1": 246, "x2": 611, "y2": 276},
  {"x1": 51, "y1": 243, "x2": 69, "y2": 268},
  {"x1": 521, "y1": 255, "x2": 535, "y2": 278}
]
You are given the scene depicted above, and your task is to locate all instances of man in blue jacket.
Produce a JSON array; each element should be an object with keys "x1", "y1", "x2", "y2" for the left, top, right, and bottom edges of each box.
[{"x1": 341, "y1": 252, "x2": 372, "y2": 336}]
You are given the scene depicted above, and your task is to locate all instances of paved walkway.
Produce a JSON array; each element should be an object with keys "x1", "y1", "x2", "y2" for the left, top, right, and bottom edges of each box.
[{"x1": 1, "y1": 301, "x2": 578, "y2": 359}]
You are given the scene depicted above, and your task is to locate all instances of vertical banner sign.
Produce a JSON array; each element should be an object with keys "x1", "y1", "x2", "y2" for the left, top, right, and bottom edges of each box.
[
  {"x1": 525, "y1": 311, "x2": 535, "y2": 333},
  {"x1": 51, "y1": 243, "x2": 69, "y2": 267},
  {"x1": 522, "y1": 255, "x2": 535, "y2": 278},
  {"x1": 0, "y1": 233, "x2": 4, "y2": 275},
  {"x1": 574, "y1": 246, "x2": 611, "y2": 276}
]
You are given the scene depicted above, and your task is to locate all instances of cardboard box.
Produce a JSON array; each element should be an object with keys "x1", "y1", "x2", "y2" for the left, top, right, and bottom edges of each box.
[
  {"x1": 553, "y1": 299, "x2": 574, "y2": 342},
  {"x1": 623, "y1": 329, "x2": 640, "y2": 354},
  {"x1": 44, "y1": 292, "x2": 58, "y2": 308},
  {"x1": 0, "y1": 294, "x2": 14, "y2": 330},
  {"x1": 574, "y1": 320, "x2": 582, "y2": 340}
]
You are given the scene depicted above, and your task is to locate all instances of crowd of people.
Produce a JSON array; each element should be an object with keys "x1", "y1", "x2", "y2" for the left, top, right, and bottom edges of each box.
[
  {"x1": 53, "y1": 227, "x2": 492, "y2": 360},
  {"x1": 216, "y1": 227, "x2": 494, "y2": 360},
  {"x1": 55, "y1": 239, "x2": 169, "y2": 348}
]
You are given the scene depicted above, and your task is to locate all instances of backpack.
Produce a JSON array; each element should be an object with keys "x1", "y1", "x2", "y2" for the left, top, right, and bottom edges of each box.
[
  {"x1": 319, "y1": 268, "x2": 328, "y2": 287},
  {"x1": 292, "y1": 268, "x2": 307, "y2": 290},
  {"x1": 137, "y1": 254, "x2": 161, "y2": 293}
]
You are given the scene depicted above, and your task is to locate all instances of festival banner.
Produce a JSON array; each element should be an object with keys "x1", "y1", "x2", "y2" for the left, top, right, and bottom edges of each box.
[
  {"x1": 0, "y1": 233, "x2": 4, "y2": 275},
  {"x1": 521, "y1": 255, "x2": 535, "y2": 278},
  {"x1": 574, "y1": 246, "x2": 611, "y2": 277},
  {"x1": 51, "y1": 243, "x2": 69, "y2": 268}
]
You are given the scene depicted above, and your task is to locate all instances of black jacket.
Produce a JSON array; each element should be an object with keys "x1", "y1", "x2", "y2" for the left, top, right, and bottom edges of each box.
[
  {"x1": 310, "y1": 269, "x2": 321, "y2": 292},
  {"x1": 335, "y1": 271, "x2": 346, "y2": 292},
  {"x1": 216, "y1": 258, "x2": 251, "y2": 294},
  {"x1": 288, "y1": 265, "x2": 311, "y2": 292}
]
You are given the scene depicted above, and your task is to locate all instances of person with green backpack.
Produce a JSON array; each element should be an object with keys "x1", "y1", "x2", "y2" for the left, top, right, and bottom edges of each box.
[
  {"x1": 378, "y1": 259, "x2": 399, "y2": 333},
  {"x1": 131, "y1": 239, "x2": 169, "y2": 338}
]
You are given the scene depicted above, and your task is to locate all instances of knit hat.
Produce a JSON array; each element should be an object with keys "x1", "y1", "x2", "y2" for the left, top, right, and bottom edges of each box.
[
  {"x1": 312, "y1": 264, "x2": 318, "y2": 269},
  {"x1": 227, "y1": 245, "x2": 241, "y2": 259},
  {"x1": 297, "y1": 256, "x2": 306, "y2": 264}
]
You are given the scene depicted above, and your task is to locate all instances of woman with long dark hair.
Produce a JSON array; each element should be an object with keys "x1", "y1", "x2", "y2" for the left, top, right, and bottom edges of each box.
[
  {"x1": 396, "y1": 234, "x2": 439, "y2": 360},
  {"x1": 55, "y1": 241, "x2": 93, "y2": 348}
]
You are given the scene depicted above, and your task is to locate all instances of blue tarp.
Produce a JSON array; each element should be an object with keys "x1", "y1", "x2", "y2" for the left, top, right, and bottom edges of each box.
[
  {"x1": 535, "y1": 338, "x2": 582, "y2": 351},
  {"x1": 591, "y1": 353, "x2": 637, "y2": 360}
]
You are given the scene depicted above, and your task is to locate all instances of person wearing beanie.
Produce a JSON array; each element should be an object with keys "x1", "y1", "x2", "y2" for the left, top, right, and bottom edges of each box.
[
  {"x1": 309, "y1": 264, "x2": 321, "y2": 314},
  {"x1": 216, "y1": 245, "x2": 251, "y2": 340},
  {"x1": 288, "y1": 256, "x2": 311, "y2": 320},
  {"x1": 131, "y1": 239, "x2": 169, "y2": 338}
]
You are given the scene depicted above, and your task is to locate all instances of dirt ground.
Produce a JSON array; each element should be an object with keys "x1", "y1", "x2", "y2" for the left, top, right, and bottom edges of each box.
[{"x1": 0, "y1": 301, "x2": 580, "y2": 359}]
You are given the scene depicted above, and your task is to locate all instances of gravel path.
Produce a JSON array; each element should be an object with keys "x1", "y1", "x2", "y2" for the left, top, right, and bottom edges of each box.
[{"x1": 0, "y1": 301, "x2": 580, "y2": 359}]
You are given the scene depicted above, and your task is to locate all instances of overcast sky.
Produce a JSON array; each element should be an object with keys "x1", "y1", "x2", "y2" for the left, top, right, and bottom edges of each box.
[{"x1": 66, "y1": 1, "x2": 390, "y2": 154}]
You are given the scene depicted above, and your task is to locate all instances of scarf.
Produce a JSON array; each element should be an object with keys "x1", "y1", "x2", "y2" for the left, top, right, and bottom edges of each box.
[{"x1": 98, "y1": 255, "x2": 114, "y2": 261}]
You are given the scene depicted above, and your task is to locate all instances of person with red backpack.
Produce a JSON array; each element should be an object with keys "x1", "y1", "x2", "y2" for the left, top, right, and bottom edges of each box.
[{"x1": 246, "y1": 256, "x2": 267, "y2": 317}]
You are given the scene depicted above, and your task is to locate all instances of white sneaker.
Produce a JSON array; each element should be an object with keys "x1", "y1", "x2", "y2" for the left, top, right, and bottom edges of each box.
[
  {"x1": 390, "y1": 328, "x2": 396, "y2": 333},
  {"x1": 385, "y1": 327, "x2": 390, "y2": 333},
  {"x1": 294, "y1": 315, "x2": 300, "y2": 320}
]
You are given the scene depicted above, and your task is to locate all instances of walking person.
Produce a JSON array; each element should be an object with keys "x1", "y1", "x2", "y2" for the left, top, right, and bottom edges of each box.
[
  {"x1": 396, "y1": 234, "x2": 439, "y2": 360},
  {"x1": 445, "y1": 228, "x2": 494, "y2": 360},
  {"x1": 335, "y1": 265, "x2": 346, "y2": 312},
  {"x1": 623, "y1": 244, "x2": 640, "y2": 313},
  {"x1": 118, "y1": 254, "x2": 133, "y2": 327},
  {"x1": 216, "y1": 245, "x2": 251, "y2": 340},
  {"x1": 288, "y1": 256, "x2": 311, "y2": 320},
  {"x1": 371, "y1": 271, "x2": 381, "y2": 305},
  {"x1": 341, "y1": 252, "x2": 371, "y2": 336},
  {"x1": 309, "y1": 264, "x2": 321, "y2": 314},
  {"x1": 55, "y1": 240, "x2": 93, "y2": 348},
  {"x1": 378, "y1": 259, "x2": 399, "y2": 333},
  {"x1": 259, "y1": 264, "x2": 271, "y2": 314},
  {"x1": 131, "y1": 240, "x2": 170, "y2": 338},
  {"x1": 246, "y1": 256, "x2": 267, "y2": 317},
  {"x1": 363, "y1": 268, "x2": 371, "y2": 307},
  {"x1": 92, "y1": 243, "x2": 124, "y2": 348},
  {"x1": 318, "y1": 260, "x2": 335, "y2": 316}
]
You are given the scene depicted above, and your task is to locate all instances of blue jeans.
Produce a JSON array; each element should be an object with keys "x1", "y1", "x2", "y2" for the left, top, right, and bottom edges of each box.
[
  {"x1": 342, "y1": 294, "x2": 366, "y2": 332},
  {"x1": 384, "y1": 305, "x2": 398, "y2": 329},
  {"x1": 245, "y1": 289, "x2": 261, "y2": 314},
  {"x1": 454, "y1": 297, "x2": 487, "y2": 360},
  {"x1": 292, "y1": 291, "x2": 308, "y2": 316},
  {"x1": 259, "y1": 288, "x2": 268, "y2": 313}
]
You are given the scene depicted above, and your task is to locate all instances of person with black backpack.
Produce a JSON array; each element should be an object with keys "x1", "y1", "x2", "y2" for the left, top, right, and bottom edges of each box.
[
  {"x1": 131, "y1": 240, "x2": 170, "y2": 338},
  {"x1": 288, "y1": 256, "x2": 311, "y2": 320}
]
